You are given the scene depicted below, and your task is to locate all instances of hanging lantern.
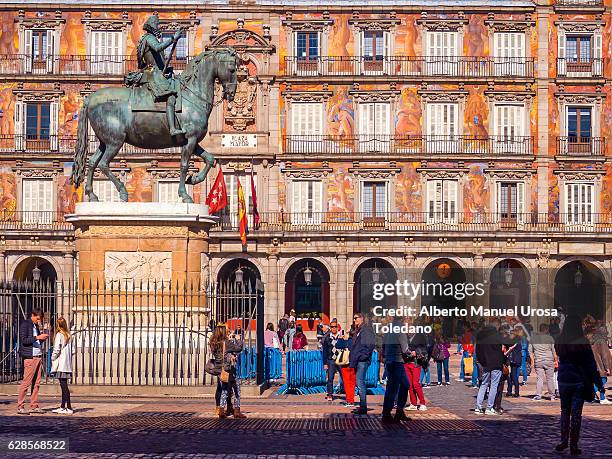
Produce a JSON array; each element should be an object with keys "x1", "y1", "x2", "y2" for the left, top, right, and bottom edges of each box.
[
  {"x1": 504, "y1": 265, "x2": 513, "y2": 287},
  {"x1": 303, "y1": 264, "x2": 313, "y2": 286},
  {"x1": 234, "y1": 266, "x2": 244, "y2": 284},
  {"x1": 371, "y1": 264, "x2": 381, "y2": 283},
  {"x1": 32, "y1": 261, "x2": 41, "y2": 283},
  {"x1": 574, "y1": 265, "x2": 583, "y2": 287}
]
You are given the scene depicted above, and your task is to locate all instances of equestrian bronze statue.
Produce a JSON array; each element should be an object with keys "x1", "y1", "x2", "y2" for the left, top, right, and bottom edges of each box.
[{"x1": 71, "y1": 16, "x2": 238, "y2": 203}]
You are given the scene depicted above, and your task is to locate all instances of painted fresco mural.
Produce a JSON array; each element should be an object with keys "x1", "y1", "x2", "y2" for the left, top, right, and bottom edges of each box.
[
  {"x1": 463, "y1": 164, "x2": 490, "y2": 216},
  {"x1": 328, "y1": 164, "x2": 354, "y2": 213},
  {"x1": 0, "y1": 167, "x2": 17, "y2": 214},
  {"x1": 395, "y1": 162, "x2": 421, "y2": 213}
]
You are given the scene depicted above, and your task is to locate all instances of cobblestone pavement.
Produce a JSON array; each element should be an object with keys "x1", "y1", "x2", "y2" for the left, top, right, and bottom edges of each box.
[{"x1": 1, "y1": 354, "x2": 611, "y2": 458}]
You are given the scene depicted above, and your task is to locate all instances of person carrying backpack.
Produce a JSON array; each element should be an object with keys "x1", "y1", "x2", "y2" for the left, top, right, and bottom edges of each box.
[{"x1": 432, "y1": 329, "x2": 451, "y2": 385}]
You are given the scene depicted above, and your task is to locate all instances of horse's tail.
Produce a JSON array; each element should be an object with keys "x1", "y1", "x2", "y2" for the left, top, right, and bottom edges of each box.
[{"x1": 71, "y1": 97, "x2": 89, "y2": 187}]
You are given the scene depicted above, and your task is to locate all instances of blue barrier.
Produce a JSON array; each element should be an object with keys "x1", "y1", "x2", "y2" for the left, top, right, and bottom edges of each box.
[
  {"x1": 235, "y1": 347, "x2": 282, "y2": 382},
  {"x1": 278, "y1": 349, "x2": 384, "y2": 395}
]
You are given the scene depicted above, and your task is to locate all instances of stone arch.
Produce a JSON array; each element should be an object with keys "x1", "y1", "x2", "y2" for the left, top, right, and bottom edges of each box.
[
  {"x1": 284, "y1": 257, "x2": 331, "y2": 323},
  {"x1": 212, "y1": 254, "x2": 265, "y2": 286},
  {"x1": 352, "y1": 258, "x2": 398, "y2": 315},
  {"x1": 216, "y1": 258, "x2": 261, "y2": 289},
  {"x1": 554, "y1": 259, "x2": 606, "y2": 319},
  {"x1": 9, "y1": 254, "x2": 62, "y2": 283}
]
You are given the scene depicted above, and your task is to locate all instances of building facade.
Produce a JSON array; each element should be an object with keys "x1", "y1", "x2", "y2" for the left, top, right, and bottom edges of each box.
[{"x1": 0, "y1": 0, "x2": 611, "y2": 329}]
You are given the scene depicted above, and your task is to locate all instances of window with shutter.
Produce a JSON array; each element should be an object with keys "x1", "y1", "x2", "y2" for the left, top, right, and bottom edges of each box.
[
  {"x1": 493, "y1": 32, "x2": 525, "y2": 76},
  {"x1": 358, "y1": 103, "x2": 391, "y2": 152},
  {"x1": 93, "y1": 180, "x2": 121, "y2": 203},
  {"x1": 223, "y1": 174, "x2": 253, "y2": 228},
  {"x1": 361, "y1": 30, "x2": 387, "y2": 74},
  {"x1": 426, "y1": 103, "x2": 458, "y2": 153},
  {"x1": 291, "y1": 180, "x2": 323, "y2": 225},
  {"x1": 161, "y1": 31, "x2": 187, "y2": 72},
  {"x1": 564, "y1": 35, "x2": 595, "y2": 76},
  {"x1": 156, "y1": 180, "x2": 193, "y2": 203},
  {"x1": 90, "y1": 30, "x2": 123, "y2": 74},
  {"x1": 25, "y1": 102, "x2": 51, "y2": 151},
  {"x1": 14, "y1": 101, "x2": 25, "y2": 151},
  {"x1": 22, "y1": 179, "x2": 53, "y2": 224},
  {"x1": 565, "y1": 182, "x2": 594, "y2": 226},
  {"x1": 426, "y1": 31, "x2": 458, "y2": 75},
  {"x1": 566, "y1": 106, "x2": 592, "y2": 154},
  {"x1": 496, "y1": 182, "x2": 525, "y2": 224},
  {"x1": 426, "y1": 179, "x2": 458, "y2": 224},
  {"x1": 294, "y1": 32, "x2": 320, "y2": 75},
  {"x1": 493, "y1": 104, "x2": 524, "y2": 153},
  {"x1": 290, "y1": 103, "x2": 323, "y2": 153},
  {"x1": 362, "y1": 181, "x2": 387, "y2": 217}
]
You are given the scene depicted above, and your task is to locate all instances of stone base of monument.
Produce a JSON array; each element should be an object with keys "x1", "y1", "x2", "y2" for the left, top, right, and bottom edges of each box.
[{"x1": 67, "y1": 202, "x2": 217, "y2": 287}]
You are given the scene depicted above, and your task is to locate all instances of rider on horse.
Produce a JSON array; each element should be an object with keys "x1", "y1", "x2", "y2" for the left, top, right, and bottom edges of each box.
[{"x1": 135, "y1": 15, "x2": 185, "y2": 136}]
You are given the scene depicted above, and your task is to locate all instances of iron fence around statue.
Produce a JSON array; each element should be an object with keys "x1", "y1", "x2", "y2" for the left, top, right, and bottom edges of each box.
[{"x1": 0, "y1": 279, "x2": 263, "y2": 387}]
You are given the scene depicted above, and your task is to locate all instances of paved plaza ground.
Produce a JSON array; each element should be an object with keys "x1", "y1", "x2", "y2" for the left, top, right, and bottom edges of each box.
[{"x1": 1, "y1": 354, "x2": 611, "y2": 459}]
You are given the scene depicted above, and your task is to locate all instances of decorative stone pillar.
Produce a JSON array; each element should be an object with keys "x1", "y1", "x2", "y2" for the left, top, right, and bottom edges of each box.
[
  {"x1": 472, "y1": 253, "x2": 485, "y2": 309},
  {"x1": 0, "y1": 250, "x2": 6, "y2": 282},
  {"x1": 265, "y1": 252, "x2": 280, "y2": 326},
  {"x1": 335, "y1": 254, "x2": 348, "y2": 328}
]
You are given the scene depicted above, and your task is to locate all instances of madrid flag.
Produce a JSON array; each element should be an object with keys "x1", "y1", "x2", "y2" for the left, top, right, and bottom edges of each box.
[
  {"x1": 205, "y1": 169, "x2": 228, "y2": 214},
  {"x1": 237, "y1": 180, "x2": 248, "y2": 246}
]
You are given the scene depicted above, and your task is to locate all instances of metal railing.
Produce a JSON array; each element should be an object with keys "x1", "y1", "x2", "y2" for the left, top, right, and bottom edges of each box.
[
  {"x1": 556, "y1": 136, "x2": 605, "y2": 156},
  {"x1": 213, "y1": 212, "x2": 612, "y2": 233},
  {"x1": 284, "y1": 56, "x2": 534, "y2": 78},
  {"x1": 556, "y1": 0, "x2": 603, "y2": 6},
  {"x1": 0, "y1": 134, "x2": 181, "y2": 155},
  {"x1": 283, "y1": 135, "x2": 533, "y2": 155},
  {"x1": 557, "y1": 58, "x2": 604, "y2": 77},
  {"x1": 0, "y1": 279, "x2": 261, "y2": 386},
  {"x1": 0, "y1": 211, "x2": 71, "y2": 231}
]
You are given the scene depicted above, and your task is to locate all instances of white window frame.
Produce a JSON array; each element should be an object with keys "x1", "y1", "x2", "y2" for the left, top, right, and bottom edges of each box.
[
  {"x1": 292, "y1": 30, "x2": 322, "y2": 76},
  {"x1": 425, "y1": 102, "x2": 460, "y2": 153},
  {"x1": 493, "y1": 32, "x2": 526, "y2": 76},
  {"x1": 360, "y1": 180, "x2": 389, "y2": 217},
  {"x1": 224, "y1": 173, "x2": 253, "y2": 228},
  {"x1": 289, "y1": 102, "x2": 324, "y2": 154},
  {"x1": 357, "y1": 102, "x2": 391, "y2": 153},
  {"x1": 156, "y1": 180, "x2": 193, "y2": 204},
  {"x1": 491, "y1": 104, "x2": 526, "y2": 154},
  {"x1": 357, "y1": 29, "x2": 391, "y2": 75},
  {"x1": 425, "y1": 31, "x2": 460, "y2": 75},
  {"x1": 92, "y1": 179, "x2": 121, "y2": 203},
  {"x1": 21, "y1": 178, "x2": 54, "y2": 224},
  {"x1": 493, "y1": 180, "x2": 526, "y2": 225},
  {"x1": 563, "y1": 181, "x2": 595, "y2": 227},
  {"x1": 558, "y1": 30, "x2": 602, "y2": 77},
  {"x1": 290, "y1": 180, "x2": 323, "y2": 226},
  {"x1": 89, "y1": 30, "x2": 124, "y2": 75},
  {"x1": 21, "y1": 28, "x2": 57, "y2": 74},
  {"x1": 426, "y1": 179, "x2": 459, "y2": 224},
  {"x1": 15, "y1": 100, "x2": 59, "y2": 151}
]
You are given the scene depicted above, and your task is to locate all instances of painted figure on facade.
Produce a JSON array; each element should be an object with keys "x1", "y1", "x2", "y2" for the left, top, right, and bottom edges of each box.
[
  {"x1": 135, "y1": 15, "x2": 184, "y2": 136},
  {"x1": 70, "y1": 15, "x2": 239, "y2": 204}
]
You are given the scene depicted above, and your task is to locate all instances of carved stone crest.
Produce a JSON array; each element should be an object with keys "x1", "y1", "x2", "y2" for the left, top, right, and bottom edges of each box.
[
  {"x1": 225, "y1": 66, "x2": 257, "y2": 131},
  {"x1": 105, "y1": 251, "x2": 172, "y2": 287}
]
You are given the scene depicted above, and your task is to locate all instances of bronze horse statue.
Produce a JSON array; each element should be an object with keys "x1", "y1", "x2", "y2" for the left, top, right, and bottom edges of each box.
[{"x1": 71, "y1": 48, "x2": 239, "y2": 203}]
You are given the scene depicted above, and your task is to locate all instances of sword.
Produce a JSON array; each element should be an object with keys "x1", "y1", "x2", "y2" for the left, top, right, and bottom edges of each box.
[{"x1": 162, "y1": 28, "x2": 184, "y2": 75}]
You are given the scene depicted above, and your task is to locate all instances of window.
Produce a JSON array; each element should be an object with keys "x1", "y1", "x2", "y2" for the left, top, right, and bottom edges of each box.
[
  {"x1": 90, "y1": 30, "x2": 123, "y2": 74},
  {"x1": 23, "y1": 29, "x2": 54, "y2": 73},
  {"x1": 426, "y1": 103, "x2": 459, "y2": 153},
  {"x1": 358, "y1": 102, "x2": 391, "y2": 152},
  {"x1": 559, "y1": 33, "x2": 602, "y2": 76},
  {"x1": 289, "y1": 102, "x2": 324, "y2": 153},
  {"x1": 222, "y1": 173, "x2": 253, "y2": 228},
  {"x1": 360, "y1": 30, "x2": 389, "y2": 73},
  {"x1": 161, "y1": 31, "x2": 187, "y2": 72},
  {"x1": 564, "y1": 182, "x2": 594, "y2": 225},
  {"x1": 362, "y1": 181, "x2": 387, "y2": 217},
  {"x1": 496, "y1": 182, "x2": 525, "y2": 223},
  {"x1": 21, "y1": 102, "x2": 58, "y2": 151},
  {"x1": 567, "y1": 106, "x2": 592, "y2": 154},
  {"x1": 26, "y1": 103, "x2": 50, "y2": 141},
  {"x1": 493, "y1": 32, "x2": 525, "y2": 76},
  {"x1": 92, "y1": 180, "x2": 121, "y2": 203},
  {"x1": 493, "y1": 105, "x2": 525, "y2": 153},
  {"x1": 426, "y1": 179, "x2": 458, "y2": 224},
  {"x1": 294, "y1": 32, "x2": 319, "y2": 74},
  {"x1": 291, "y1": 180, "x2": 323, "y2": 225},
  {"x1": 425, "y1": 31, "x2": 459, "y2": 75},
  {"x1": 22, "y1": 178, "x2": 53, "y2": 224},
  {"x1": 156, "y1": 180, "x2": 193, "y2": 203}
]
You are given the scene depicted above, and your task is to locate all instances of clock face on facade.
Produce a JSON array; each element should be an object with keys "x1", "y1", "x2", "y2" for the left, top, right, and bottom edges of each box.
[{"x1": 436, "y1": 263, "x2": 452, "y2": 279}]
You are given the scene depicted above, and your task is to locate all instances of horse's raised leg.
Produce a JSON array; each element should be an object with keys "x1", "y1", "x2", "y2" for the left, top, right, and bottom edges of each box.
[
  {"x1": 179, "y1": 137, "x2": 196, "y2": 203},
  {"x1": 98, "y1": 143, "x2": 129, "y2": 202},
  {"x1": 186, "y1": 144, "x2": 215, "y2": 186},
  {"x1": 84, "y1": 142, "x2": 106, "y2": 202}
]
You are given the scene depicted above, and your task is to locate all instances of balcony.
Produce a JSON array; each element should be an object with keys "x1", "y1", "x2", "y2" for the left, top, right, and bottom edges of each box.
[
  {"x1": 556, "y1": 0, "x2": 604, "y2": 6},
  {"x1": 0, "y1": 135, "x2": 181, "y2": 157},
  {"x1": 556, "y1": 136, "x2": 605, "y2": 157},
  {"x1": 0, "y1": 54, "x2": 138, "y2": 76},
  {"x1": 213, "y1": 212, "x2": 612, "y2": 234},
  {"x1": 283, "y1": 135, "x2": 533, "y2": 156},
  {"x1": 284, "y1": 56, "x2": 534, "y2": 78},
  {"x1": 0, "y1": 211, "x2": 72, "y2": 232},
  {"x1": 557, "y1": 58, "x2": 604, "y2": 78}
]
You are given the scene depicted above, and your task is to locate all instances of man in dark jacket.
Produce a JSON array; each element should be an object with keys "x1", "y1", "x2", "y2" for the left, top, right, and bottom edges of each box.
[
  {"x1": 322, "y1": 321, "x2": 342, "y2": 401},
  {"x1": 349, "y1": 313, "x2": 375, "y2": 414},
  {"x1": 474, "y1": 319, "x2": 505, "y2": 415},
  {"x1": 17, "y1": 308, "x2": 48, "y2": 415}
]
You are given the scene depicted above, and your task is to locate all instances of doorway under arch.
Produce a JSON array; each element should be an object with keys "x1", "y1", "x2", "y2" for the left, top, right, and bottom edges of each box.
[
  {"x1": 216, "y1": 258, "x2": 261, "y2": 289},
  {"x1": 285, "y1": 258, "x2": 330, "y2": 322},
  {"x1": 12, "y1": 256, "x2": 57, "y2": 285},
  {"x1": 554, "y1": 261, "x2": 605, "y2": 319},
  {"x1": 353, "y1": 258, "x2": 398, "y2": 316},
  {"x1": 489, "y1": 259, "x2": 530, "y2": 310}
]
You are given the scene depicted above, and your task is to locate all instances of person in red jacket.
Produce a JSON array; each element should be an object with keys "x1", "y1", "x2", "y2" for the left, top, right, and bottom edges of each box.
[
  {"x1": 292, "y1": 324, "x2": 308, "y2": 350},
  {"x1": 457, "y1": 327, "x2": 474, "y2": 382}
]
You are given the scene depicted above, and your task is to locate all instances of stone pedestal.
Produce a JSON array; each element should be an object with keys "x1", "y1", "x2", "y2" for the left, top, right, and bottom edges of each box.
[{"x1": 67, "y1": 202, "x2": 217, "y2": 287}]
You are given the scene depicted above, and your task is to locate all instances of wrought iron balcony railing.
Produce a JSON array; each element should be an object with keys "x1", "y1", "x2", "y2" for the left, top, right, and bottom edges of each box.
[
  {"x1": 556, "y1": 0, "x2": 603, "y2": 6},
  {"x1": 284, "y1": 56, "x2": 534, "y2": 78},
  {"x1": 556, "y1": 136, "x2": 605, "y2": 156},
  {"x1": 0, "y1": 134, "x2": 181, "y2": 155},
  {"x1": 283, "y1": 135, "x2": 533, "y2": 156},
  {"x1": 557, "y1": 58, "x2": 604, "y2": 78},
  {"x1": 0, "y1": 54, "x2": 190, "y2": 76},
  {"x1": 213, "y1": 212, "x2": 612, "y2": 234},
  {"x1": 0, "y1": 211, "x2": 72, "y2": 231}
]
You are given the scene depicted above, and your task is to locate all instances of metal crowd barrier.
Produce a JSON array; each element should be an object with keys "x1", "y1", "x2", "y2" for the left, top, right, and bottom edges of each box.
[
  {"x1": 278, "y1": 350, "x2": 383, "y2": 395},
  {"x1": 236, "y1": 347, "x2": 282, "y2": 382}
]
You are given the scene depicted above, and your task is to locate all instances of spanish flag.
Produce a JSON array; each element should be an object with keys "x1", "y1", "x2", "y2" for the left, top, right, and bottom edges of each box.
[{"x1": 237, "y1": 180, "x2": 248, "y2": 246}]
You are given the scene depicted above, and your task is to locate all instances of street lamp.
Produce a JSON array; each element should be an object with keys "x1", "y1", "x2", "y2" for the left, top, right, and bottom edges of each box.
[
  {"x1": 32, "y1": 261, "x2": 41, "y2": 283},
  {"x1": 303, "y1": 263, "x2": 312, "y2": 286},
  {"x1": 574, "y1": 265, "x2": 583, "y2": 287},
  {"x1": 371, "y1": 263, "x2": 381, "y2": 283},
  {"x1": 504, "y1": 263, "x2": 513, "y2": 287},
  {"x1": 234, "y1": 265, "x2": 244, "y2": 285}
]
